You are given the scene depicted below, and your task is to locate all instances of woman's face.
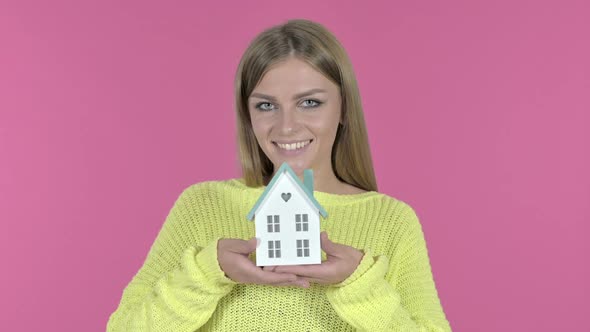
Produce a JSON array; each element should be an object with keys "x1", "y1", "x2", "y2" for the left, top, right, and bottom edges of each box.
[{"x1": 248, "y1": 57, "x2": 342, "y2": 177}]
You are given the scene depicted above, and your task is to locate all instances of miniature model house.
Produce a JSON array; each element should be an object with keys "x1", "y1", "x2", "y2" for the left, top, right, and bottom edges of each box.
[{"x1": 247, "y1": 162, "x2": 328, "y2": 266}]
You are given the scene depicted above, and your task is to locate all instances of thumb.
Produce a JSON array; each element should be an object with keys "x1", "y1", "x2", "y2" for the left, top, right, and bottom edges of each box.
[
  {"x1": 320, "y1": 232, "x2": 338, "y2": 254},
  {"x1": 231, "y1": 237, "x2": 259, "y2": 254},
  {"x1": 246, "y1": 237, "x2": 260, "y2": 253}
]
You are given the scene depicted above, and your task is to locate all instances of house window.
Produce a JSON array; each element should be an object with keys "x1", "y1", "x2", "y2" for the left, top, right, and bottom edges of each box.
[
  {"x1": 268, "y1": 240, "x2": 281, "y2": 258},
  {"x1": 295, "y1": 214, "x2": 308, "y2": 232},
  {"x1": 267, "y1": 215, "x2": 280, "y2": 233},
  {"x1": 296, "y1": 239, "x2": 310, "y2": 257}
]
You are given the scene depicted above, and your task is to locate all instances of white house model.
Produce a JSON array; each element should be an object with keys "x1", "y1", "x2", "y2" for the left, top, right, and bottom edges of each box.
[{"x1": 247, "y1": 162, "x2": 328, "y2": 266}]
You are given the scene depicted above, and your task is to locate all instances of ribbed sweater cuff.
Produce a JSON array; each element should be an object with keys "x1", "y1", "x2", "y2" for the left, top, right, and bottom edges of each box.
[
  {"x1": 189, "y1": 238, "x2": 237, "y2": 289},
  {"x1": 326, "y1": 252, "x2": 390, "y2": 295},
  {"x1": 325, "y1": 254, "x2": 399, "y2": 330},
  {"x1": 331, "y1": 251, "x2": 375, "y2": 288}
]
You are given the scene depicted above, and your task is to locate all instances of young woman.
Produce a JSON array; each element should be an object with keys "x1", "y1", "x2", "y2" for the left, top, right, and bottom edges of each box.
[{"x1": 108, "y1": 19, "x2": 451, "y2": 331}]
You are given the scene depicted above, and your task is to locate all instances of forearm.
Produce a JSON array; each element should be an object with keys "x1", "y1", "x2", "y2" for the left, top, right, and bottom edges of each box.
[
  {"x1": 107, "y1": 241, "x2": 236, "y2": 332},
  {"x1": 326, "y1": 254, "x2": 451, "y2": 332}
]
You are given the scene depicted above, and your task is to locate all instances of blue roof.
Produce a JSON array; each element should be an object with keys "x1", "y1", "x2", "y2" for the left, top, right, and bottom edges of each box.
[{"x1": 246, "y1": 162, "x2": 328, "y2": 220}]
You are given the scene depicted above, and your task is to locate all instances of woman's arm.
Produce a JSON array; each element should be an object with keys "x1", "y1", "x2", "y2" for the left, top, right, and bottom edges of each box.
[
  {"x1": 326, "y1": 205, "x2": 452, "y2": 331},
  {"x1": 106, "y1": 188, "x2": 236, "y2": 332},
  {"x1": 106, "y1": 183, "x2": 306, "y2": 332}
]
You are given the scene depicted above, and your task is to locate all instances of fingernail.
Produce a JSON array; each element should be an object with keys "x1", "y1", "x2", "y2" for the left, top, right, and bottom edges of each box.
[{"x1": 255, "y1": 238, "x2": 260, "y2": 248}]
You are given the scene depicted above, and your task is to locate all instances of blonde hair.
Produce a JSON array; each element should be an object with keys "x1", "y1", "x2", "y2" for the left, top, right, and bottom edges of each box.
[{"x1": 234, "y1": 19, "x2": 378, "y2": 191}]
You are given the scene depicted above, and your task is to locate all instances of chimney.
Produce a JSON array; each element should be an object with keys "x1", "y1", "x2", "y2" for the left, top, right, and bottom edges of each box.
[{"x1": 303, "y1": 169, "x2": 314, "y2": 192}]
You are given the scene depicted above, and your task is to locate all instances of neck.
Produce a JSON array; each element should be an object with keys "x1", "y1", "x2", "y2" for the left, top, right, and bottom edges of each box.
[
  {"x1": 296, "y1": 165, "x2": 343, "y2": 194},
  {"x1": 270, "y1": 162, "x2": 354, "y2": 195}
]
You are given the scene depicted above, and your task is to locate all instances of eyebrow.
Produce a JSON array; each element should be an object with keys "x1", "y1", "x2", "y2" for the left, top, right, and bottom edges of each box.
[{"x1": 249, "y1": 88, "x2": 327, "y2": 102}]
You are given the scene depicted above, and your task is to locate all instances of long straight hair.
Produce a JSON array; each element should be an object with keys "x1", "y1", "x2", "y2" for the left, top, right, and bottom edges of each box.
[{"x1": 234, "y1": 19, "x2": 378, "y2": 192}]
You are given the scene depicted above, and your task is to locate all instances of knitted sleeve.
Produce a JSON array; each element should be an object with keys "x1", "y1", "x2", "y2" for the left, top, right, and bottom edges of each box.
[
  {"x1": 106, "y1": 186, "x2": 236, "y2": 332},
  {"x1": 325, "y1": 204, "x2": 452, "y2": 331}
]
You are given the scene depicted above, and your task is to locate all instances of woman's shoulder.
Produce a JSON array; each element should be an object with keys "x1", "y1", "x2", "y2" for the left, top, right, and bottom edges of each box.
[
  {"x1": 176, "y1": 178, "x2": 259, "y2": 200},
  {"x1": 352, "y1": 190, "x2": 421, "y2": 226},
  {"x1": 314, "y1": 186, "x2": 407, "y2": 208},
  {"x1": 376, "y1": 192, "x2": 420, "y2": 221},
  {"x1": 379, "y1": 195, "x2": 420, "y2": 223}
]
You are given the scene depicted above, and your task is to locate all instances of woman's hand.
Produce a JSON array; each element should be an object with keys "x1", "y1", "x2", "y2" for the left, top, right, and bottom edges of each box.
[
  {"x1": 269, "y1": 232, "x2": 364, "y2": 287},
  {"x1": 217, "y1": 238, "x2": 309, "y2": 288}
]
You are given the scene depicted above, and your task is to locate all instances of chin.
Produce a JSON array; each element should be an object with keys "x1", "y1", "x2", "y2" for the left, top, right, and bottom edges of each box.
[{"x1": 271, "y1": 158, "x2": 311, "y2": 174}]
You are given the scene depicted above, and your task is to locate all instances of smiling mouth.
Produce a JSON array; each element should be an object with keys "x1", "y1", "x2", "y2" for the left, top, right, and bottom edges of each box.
[{"x1": 273, "y1": 139, "x2": 313, "y2": 151}]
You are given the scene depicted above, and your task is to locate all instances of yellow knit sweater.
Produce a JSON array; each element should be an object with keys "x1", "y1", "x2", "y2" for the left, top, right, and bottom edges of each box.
[{"x1": 107, "y1": 179, "x2": 451, "y2": 331}]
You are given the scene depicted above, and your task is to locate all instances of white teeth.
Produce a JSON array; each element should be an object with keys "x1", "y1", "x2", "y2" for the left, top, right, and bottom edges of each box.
[{"x1": 277, "y1": 140, "x2": 311, "y2": 151}]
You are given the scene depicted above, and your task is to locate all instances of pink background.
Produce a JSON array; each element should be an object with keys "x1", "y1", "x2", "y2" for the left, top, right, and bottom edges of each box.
[{"x1": 1, "y1": 1, "x2": 588, "y2": 331}]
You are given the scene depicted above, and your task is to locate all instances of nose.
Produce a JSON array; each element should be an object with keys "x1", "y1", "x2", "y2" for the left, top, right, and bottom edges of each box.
[{"x1": 277, "y1": 107, "x2": 300, "y2": 134}]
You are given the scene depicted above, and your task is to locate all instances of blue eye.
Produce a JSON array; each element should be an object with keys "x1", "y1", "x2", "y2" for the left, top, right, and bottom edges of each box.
[
  {"x1": 302, "y1": 99, "x2": 322, "y2": 108},
  {"x1": 255, "y1": 102, "x2": 275, "y2": 111}
]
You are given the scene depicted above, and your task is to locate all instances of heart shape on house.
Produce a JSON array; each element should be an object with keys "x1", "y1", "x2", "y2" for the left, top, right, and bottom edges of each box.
[{"x1": 281, "y1": 193, "x2": 291, "y2": 202}]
